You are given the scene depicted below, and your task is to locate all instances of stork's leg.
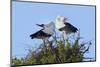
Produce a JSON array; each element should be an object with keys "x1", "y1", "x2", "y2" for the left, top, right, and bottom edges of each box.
[
  {"x1": 54, "y1": 30, "x2": 57, "y2": 46},
  {"x1": 47, "y1": 39, "x2": 52, "y2": 48},
  {"x1": 42, "y1": 39, "x2": 47, "y2": 53},
  {"x1": 42, "y1": 39, "x2": 46, "y2": 47},
  {"x1": 62, "y1": 31, "x2": 65, "y2": 45}
]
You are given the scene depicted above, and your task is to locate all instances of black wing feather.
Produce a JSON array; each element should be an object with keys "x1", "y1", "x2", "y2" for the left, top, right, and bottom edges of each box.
[
  {"x1": 30, "y1": 29, "x2": 51, "y2": 39},
  {"x1": 64, "y1": 22, "x2": 78, "y2": 32}
]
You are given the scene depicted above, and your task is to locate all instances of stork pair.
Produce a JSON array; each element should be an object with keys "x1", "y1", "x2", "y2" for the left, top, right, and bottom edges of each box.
[{"x1": 30, "y1": 16, "x2": 78, "y2": 46}]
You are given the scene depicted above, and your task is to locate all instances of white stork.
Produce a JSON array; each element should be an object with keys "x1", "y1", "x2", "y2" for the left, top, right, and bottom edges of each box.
[{"x1": 55, "y1": 16, "x2": 78, "y2": 41}]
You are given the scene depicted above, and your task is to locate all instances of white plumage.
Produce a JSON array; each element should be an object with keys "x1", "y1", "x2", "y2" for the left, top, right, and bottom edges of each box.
[{"x1": 55, "y1": 16, "x2": 66, "y2": 29}]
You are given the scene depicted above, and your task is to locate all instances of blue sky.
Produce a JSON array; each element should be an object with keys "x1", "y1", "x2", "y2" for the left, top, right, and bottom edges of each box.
[{"x1": 12, "y1": 1, "x2": 96, "y2": 60}]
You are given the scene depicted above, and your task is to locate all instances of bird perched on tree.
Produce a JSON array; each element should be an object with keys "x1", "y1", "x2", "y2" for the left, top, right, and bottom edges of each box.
[
  {"x1": 30, "y1": 22, "x2": 55, "y2": 48},
  {"x1": 55, "y1": 16, "x2": 78, "y2": 41},
  {"x1": 55, "y1": 16, "x2": 78, "y2": 34}
]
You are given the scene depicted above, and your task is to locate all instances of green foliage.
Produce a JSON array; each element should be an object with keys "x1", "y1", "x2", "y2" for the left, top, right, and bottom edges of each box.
[
  {"x1": 11, "y1": 33, "x2": 93, "y2": 66},
  {"x1": 12, "y1": 57, "x2": 24, "y2": 66},
  {"x1": 24, "y1": 52, "x2": 37, "y2": 65}
]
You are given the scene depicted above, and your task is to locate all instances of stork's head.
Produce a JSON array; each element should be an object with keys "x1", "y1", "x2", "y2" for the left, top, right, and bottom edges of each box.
[
  {"x1": 55, "y1": 16, "x2": 67, "y2": 29},
  {"x1": 56, "y1": 16, "x2": 67, "y2": 22}
]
